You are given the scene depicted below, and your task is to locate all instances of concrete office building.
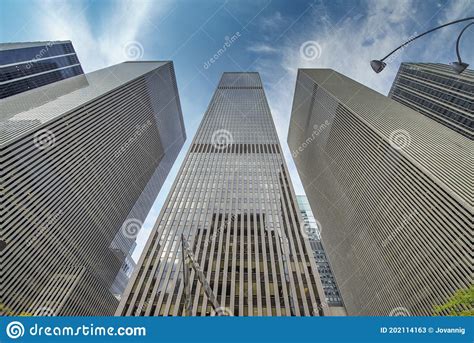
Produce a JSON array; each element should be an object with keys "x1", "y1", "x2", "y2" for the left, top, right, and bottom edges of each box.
[
  {"x1": 117, "y1": 72, "x2": 326, "y2": 316},
  {"x1": 296, "y1": 196, "x2": 346, "y2": 315},
  {"x1": 0, "y1": 41, "x2": 84, "y2": 99},
  {"x1": 389, "y1": 63, "x2": 473, "y2": 139},
  {"x1": 2, "y1": 60, "x2": 186, "y2": 316},
  {"x1": 287, "y1": 69, "x2": 471, "y2": 316}
]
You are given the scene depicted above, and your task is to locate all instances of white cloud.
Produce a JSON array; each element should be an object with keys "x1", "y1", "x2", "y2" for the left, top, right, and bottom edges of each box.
[
  {"x1": 32, "y1": 0, "x2": 169, "y2": 72},
  {"x1": 247, "y1": 43, "x2": 279, "y2": 53},
  {"x1": 260, "y1": 11, "x2": 286, "y2": 31}
]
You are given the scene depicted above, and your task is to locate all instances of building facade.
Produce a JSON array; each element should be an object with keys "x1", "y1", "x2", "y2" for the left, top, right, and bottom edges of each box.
[
  {"x1": 0, "y1": 41, "x2": 84, "y2": 99},
  {"x1": 389, "y1": 63, "x2": 473, "y2": 139},
  {"x1": 2, "y1": 60, "x2": 186, "y2": 316},
  {"x1": 296, "y1": 196, "x2": 345, "y2": 315},
  {"x1": 117, "y1": 72, "x2": 326, "y2": 317},
  {"x1": 288, "y1": 69, "x2": 471, "y2": 316},
  {"x1": 111, "y1": 252, "x2": 137, "y2": 300}
]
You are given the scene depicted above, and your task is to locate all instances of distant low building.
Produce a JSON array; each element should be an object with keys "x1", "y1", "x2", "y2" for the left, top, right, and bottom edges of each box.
[{"x1": 296, "y1": 195, "x2": 346, "y2": 316}]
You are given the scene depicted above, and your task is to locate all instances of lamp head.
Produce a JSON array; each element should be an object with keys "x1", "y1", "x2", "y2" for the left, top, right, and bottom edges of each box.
[
  {"x1": 450, "y1": 61, "x2": 469, "y2": 74},
  {"x1": 370, "y1": 60, "x2": 386, "y2": 73}
]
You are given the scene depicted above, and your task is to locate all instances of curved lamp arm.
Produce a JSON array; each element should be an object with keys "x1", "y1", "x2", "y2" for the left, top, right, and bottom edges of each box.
[
  {"x1": 456, "y1": 21, "x2": 474, "y2": 62},
  {"x1": 371, "y1": 17, "x2": 474, "y2": 73},
  {"x1": 450, "y1": 21, "x2": 474, "y2": 73}
]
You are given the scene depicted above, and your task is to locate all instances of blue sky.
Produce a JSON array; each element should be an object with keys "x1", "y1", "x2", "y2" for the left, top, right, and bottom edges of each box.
[{"x1": 2, "y1": 0, "x2": 472, "y2": 261}]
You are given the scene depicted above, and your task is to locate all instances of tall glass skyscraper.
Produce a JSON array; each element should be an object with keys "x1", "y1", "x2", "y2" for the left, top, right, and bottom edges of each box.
[
  {"x1": 0, "y1": 41, "x2": 84, "y2": 99},
  {"x1": 288, "y1": 69, "x2": 471, "y2": 316},
  {"x1": 117, "y1": 72, "x2": 326, "y2": 316},
  {"x1": 2, "y1": 60, "x2": 186, "y2": 316},
  {"x1": 389, "y1": 63, "x2": 473, "y2": 139}
]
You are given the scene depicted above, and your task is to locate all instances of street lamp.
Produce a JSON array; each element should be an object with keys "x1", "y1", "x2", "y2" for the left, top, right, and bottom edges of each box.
[
  {"x1": 451, "y1": 22, "x2": 474, "y2": 74},
  {"x1": 371, "y1": 17, "x2": 473, "y2": 74}
]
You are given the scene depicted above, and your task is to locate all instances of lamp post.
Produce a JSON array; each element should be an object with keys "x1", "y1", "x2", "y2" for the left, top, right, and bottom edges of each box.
[{"x1": 370, "y1": 17, "x2": 473, "y2": 74}]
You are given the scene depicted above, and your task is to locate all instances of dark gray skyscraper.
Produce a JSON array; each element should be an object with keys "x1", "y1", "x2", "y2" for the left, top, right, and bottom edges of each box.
[
  {"x1": 2, "y1": 60, "x2": 185, "y2": 316},
  {"x1": 117, "y1": 72, "x2": 326, "y2": 317},
  {"x1": 0, "y1": 41, "x2": 84, "y2": 99},
  {"x1": 389, "y1": 63, "x2": 473, "y2": 139},
  {"x1": 288, "y1": 69, "x2": 471, "y2": 316}
]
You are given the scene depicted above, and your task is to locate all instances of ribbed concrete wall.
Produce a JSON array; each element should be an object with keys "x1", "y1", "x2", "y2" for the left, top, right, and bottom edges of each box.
[
  {"x1": 1, "y1": 61, "x2": 185, "y2": 316},
  {"x1": 287, "y1": 69, "x2": 472, "y2": 316}
]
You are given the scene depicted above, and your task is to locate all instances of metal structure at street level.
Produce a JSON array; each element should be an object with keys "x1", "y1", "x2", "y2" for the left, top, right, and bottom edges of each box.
[
  {"x1": 181, "y1": 234, "x2": 229, "y2": 316},
  {"x1": 370, "y1": 17, "x2": 473, "y2": 74}
]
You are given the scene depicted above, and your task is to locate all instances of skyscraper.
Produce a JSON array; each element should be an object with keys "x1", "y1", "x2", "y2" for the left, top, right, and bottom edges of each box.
[
  {"x1": 2, "y1": 60, "x2": 186, "y2": 316},
  {"x1": 296, "y1": 196, "x2": 346, "y2": 315},
  {"x1": 0, "y1": 41, "x2": 84, "y2": 99},
  {"x1": 389, "y1": 63, "x2": 473, "y2": 139},
  {"x1": 287, "y1": 69, "x2": 471, "y2": 316},
  {"x1": 117, "y1": 72, "x2": 326, "y2": 317}
]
